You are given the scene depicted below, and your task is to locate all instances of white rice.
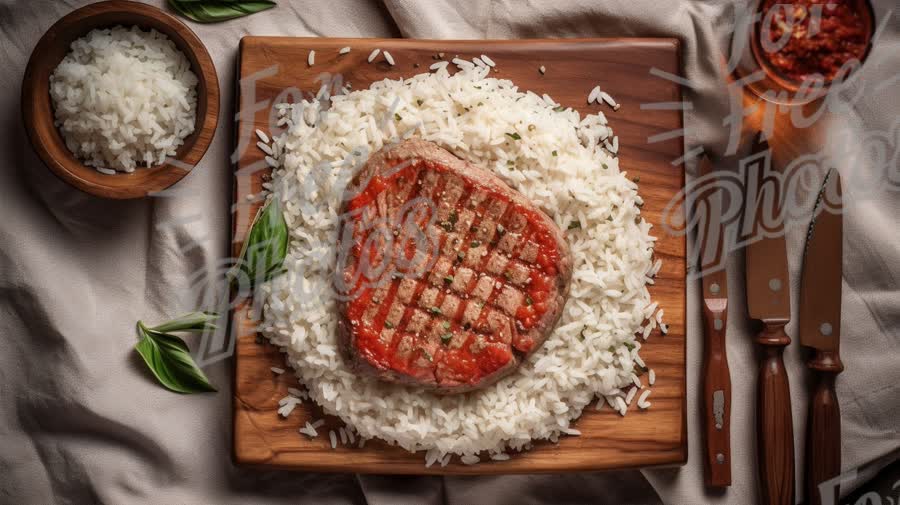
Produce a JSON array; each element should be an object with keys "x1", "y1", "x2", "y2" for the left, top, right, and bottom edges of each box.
[
  {"x1": 383, "y1": 50, "x2": 395, "y2": 66},
  {"x1": 339, "y1": 46, "x2": 351, "y2": 55},
  {"x1": 270, "y1": 366, "x2": 285, "y2": 374},
  {"x1": 329, "y1": 430, "x2": 337, "y2": 449},
  {"x1": 367, "y1": 48, "x2": 380, "y2": 63},
  {"x1": 429, "y1": 61, "x2": 449, "y2": 71},
  {"x1": 625, "y1": 387, "x2": 637, "y2": 405},
  {"x1": 481, "y1": 54, "x2": 496, "y2": 67},
  {"x1": 260, "y1": 65, "x2": 660, "y2": 462},
  {"x1": 539, "y1": 65, "x2": 546, "y2": 74},
  {"x1": 49, "y1": 26, "x2": 197, "y2": 172},
  {"x1": 257, "y1": 141, "x2": 273, "y2": 156},
  {"x1": 649, "y1": 369, "x2": 656, "y2": 385},
  {"x1": 255, "y1": 129, "x2": 269, "y2": 143},
  {"x1": 308, "y1": 50, "x2": 315, "y2": 66},
  {"x1": 96, "y1": 167, "x2": 116, "y2": 175},
  {"x1": 637, "y1": 390, "x2": 652, "y2": 409}
]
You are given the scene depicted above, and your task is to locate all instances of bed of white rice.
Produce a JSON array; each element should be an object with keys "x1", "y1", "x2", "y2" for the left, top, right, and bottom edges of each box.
[
  {"x1": 49, "y1": 26, "x2": 198, "y2": 173},
  {"x1": 258, "y1": 63, "x2": 660, "y2": 463}
]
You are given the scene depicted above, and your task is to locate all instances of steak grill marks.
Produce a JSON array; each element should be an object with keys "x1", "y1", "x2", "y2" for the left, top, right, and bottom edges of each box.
[{"x1": 342, "y1": 157, "x2": 564, "y2": 389}]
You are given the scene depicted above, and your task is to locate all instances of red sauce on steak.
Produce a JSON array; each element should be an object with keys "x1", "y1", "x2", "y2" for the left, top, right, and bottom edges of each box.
[{"x1": 340, "y1": 147, "x2": 570, "y2": 391}]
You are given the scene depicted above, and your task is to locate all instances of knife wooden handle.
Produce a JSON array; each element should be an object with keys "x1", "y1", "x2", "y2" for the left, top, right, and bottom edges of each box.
[
  {"x1": 702, "y1": 303, "x2": 731, "y2": 487},
  {"x1": 806, "y1": 350, "x2": 844, "y2": 505},
  {"x1": 756, "y1": 323, "x2": 795, "y2": 505}
]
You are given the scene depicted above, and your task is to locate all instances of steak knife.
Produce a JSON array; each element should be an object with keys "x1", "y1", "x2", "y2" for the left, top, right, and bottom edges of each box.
[
  {"x1": 744, "y1": 133, "x2": 795, "y2": 505},
  {"x1": 697, "y1": 156, "x2": 732, "y2": 488},
  {"x1": 799, "y1": 170, "x2": 844, "y2": 505}
]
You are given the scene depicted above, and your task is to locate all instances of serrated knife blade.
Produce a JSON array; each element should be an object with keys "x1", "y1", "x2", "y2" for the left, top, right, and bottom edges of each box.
[
  {"x1": 798, "y1": 169, "x2": 844, "y2": 505},
  {"x1": 798, "y1": 171, "x2": 842, "y2": 351}
]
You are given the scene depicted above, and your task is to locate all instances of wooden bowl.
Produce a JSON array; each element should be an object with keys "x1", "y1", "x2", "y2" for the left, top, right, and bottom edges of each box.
[{"x1": 21, "y1": 0, "x2": 219, "y2": 199}]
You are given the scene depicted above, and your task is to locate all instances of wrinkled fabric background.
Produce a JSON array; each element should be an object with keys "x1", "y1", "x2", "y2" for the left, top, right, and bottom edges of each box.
[{"x1": 1, "y1": 1, "x2": 898, "y2": 504}]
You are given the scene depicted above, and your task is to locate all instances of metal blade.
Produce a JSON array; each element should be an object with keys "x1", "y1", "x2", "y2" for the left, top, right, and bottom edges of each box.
[
  {"x1": 697, "y1": 156, "x2": 728, "y2": 307},
  {"x1": 744, "y1": 133, "x2": 791, "y2": 322},
  {"x1": 798, "y1": 170, "x2": 843, "y2": 351}
]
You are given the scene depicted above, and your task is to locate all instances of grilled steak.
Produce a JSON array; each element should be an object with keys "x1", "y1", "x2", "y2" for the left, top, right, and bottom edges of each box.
[{"x1": 336, "y1": 139, "x2": 572, "y2": 393}]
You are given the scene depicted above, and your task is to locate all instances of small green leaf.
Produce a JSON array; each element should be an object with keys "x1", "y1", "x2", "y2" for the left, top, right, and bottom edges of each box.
[
  {"x1": 429, "y1": 306, "x2": 442, "y2": 315},
  {"x1": 553, "y1": 106, "x2": 565, "y2": 112},
  {"x1": 168, "y1": 0, "x2": 276, "y2": 23},
  {"x1": 505, "y1": 132, "x2": 521, "y2": 141},
  {"x1": 552, "y1": 150, "x2": 558, "y2": 157},
  {"x1": 568, "y1": 220, "x2": 582, "y2": 230},
  {"x1": 394, "y1": 113, "x2": 402, "y2": 121},
  {"x1": 441, "y1": 333, "x2": 452, "y2": 345},
  {"x1": 232, "y1": 198, "x2": 289, "y2": 287},
  {"x1": 134, "y1": 322, "x2": 217, "y2": 394},
  {"x1": 150, "y1": 312, "x2": 218, "y2": 333}
]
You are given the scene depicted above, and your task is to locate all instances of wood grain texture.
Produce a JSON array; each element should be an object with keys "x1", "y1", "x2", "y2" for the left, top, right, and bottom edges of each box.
[
  {"x1": 806, "y1": 350, "x2": 843, "y2": 505},
  {"x1": 21, "y1": 0, "x2": 219, "y2": 199},
  {"x1": 233, "y1": 37, "x2": 686, "y2": 474},
  {"x1": 756, "y1": 323, "x2": 795, "y2": 505},
  {"x1": 702, "y1": 295, "x2": 731, "y2": 487}
]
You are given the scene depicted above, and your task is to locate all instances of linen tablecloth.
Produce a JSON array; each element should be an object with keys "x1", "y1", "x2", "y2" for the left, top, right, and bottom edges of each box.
[{"x1": 1, "y1": 1, "x2": 897, "y2": 503}]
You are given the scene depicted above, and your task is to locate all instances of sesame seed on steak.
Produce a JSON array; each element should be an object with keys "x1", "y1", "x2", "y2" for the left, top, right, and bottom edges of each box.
[{"x1": 335, "y1": 139, "x2": 572, "y2": 394}]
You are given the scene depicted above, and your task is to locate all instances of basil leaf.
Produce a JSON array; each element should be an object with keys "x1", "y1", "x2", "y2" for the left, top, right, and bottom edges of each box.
[
  {"x1": 168, "y1": 0, "x2": 276, "y2": 23},
  {"x1": 232, "y1": 198, "x2": 289, "y2": 287},
  {"x1": 135, "y1": 322, "x2": 217, "y2": 394},
  {"x1": 150, "y1": 311, "x2": 218, "y2": 333}
]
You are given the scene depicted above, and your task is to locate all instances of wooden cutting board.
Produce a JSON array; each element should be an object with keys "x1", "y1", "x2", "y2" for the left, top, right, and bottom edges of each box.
[{"x1": 232, "y1": 37, "x2": 686, "y2": 474}]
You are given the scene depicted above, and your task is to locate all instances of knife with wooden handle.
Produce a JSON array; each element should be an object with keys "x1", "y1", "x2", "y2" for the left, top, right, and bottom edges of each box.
[
  {"x1": 697, "y1": 156, "x2": 732, "y2": 487},
  {"x1": 744, "y1": 133, "x2": 795, "y2": 505},
  {"x1": 799, "y1": 170, "x2": 844, "y2": 505}
]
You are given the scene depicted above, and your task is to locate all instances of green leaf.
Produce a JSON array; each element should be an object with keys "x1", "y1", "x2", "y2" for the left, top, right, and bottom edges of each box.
[
  {"x1": 567, "y1": 220, "x2": 582, "y2": 230},
  {"x1": 505, "y1": 132, "x2": 521, "y2": 141},
  {"x1": 168, "y1": 0, "x2": 276, "y2": 23},
  {"x1": 232, "y1": 198, "x2": 289, "y2": 287},
  {"x1": 134, "y1": 322, "x2": 217, "y2": 394},
  {"x1": 150, "y1": 311, "x2": 218, "y2": 333}
]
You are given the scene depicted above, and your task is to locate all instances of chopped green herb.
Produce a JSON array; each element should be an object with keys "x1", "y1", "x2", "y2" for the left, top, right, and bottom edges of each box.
[
  {"x1": 551, "y1": 150, "x2": 558, "y2": 157},
  {"x1": 429, "y1": 306, "x2": 442, "y2": 315},
  {"x1": 602, "y1": 163, "x2": 608, "y2": 169},
  {"x1": 440, "y1": 221, "x2": 454, "y2": 231},
  {"x1": 422, "y1": 350, "x2": 433, "y2": 361},
  {"x1": 506, "y1": 160, "x2": 515, "y2": 166},
  {"x1": 456, "y1": 252, "x2": 465, "y2": 262},
  {"x1": 394, "y1": 113, "x2": 402, "y2": 121},
  {"x1": 441, "y1": 334, "x2": 452, "y2": 345},
  {"x1": 416, "y1": 99, "x2": 424, "y2": 106},
  {"x1": 474, "y1": 85, "x2": 482, "y2": 89},
  {"x1": 470, "y1": 240, "x2": 481, "y2": 247},
  {"x1": 567, "y1": 220, "x2": 582, "y2": 230},
  {"x1": 443, "y1": 321, "x2": 451, "y2": 330},
  {"x1": 624, "y1": 341, "x2": 636, "y2": 351},
  {"x1": 385, "y1": 321, "x2": 395, "y2": 329},
  {"x1": 505, "y1": 132, "x2": 521, "y2": 141},
  {"x1": 525, "y1": 296, "x2": 533, "y2": 306},
  {"x1": 477, "y1": 101, "x2": 484, "y2": 106},
  {"x1": 553, "y1": 105, "x2": 565, "y2": 112},
  {"x1": 443, "y1": 275, "x2": 454, "y2": 284},
  {"x1": 449, "y1": 210, "x2": 458, "y2": 224}
]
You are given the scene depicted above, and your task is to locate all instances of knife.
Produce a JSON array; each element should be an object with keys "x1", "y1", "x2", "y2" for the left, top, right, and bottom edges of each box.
[
  {"x1": 799, "y1": 170, "x2": 844, "y2": 505},
  {"x1": 697, "y1": 156, "x2": 732, "y2": 488},
  {"x1": 744, "y1": 133, "x2": 795, "y2": 505}
]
